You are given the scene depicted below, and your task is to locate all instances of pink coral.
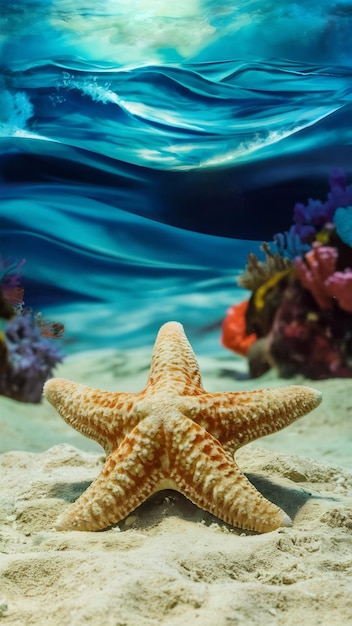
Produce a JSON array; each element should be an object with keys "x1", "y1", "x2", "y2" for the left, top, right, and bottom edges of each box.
[
  {"x1": 325, "y1": 271, "x2": 352, "y2": 312},
  {"x1": 295, "y1": 243, "x2": 352, "y2": 312}
]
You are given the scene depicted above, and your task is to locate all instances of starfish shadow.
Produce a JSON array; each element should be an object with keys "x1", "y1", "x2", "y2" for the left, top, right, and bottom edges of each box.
[
  {"x1": 246, "y1": 473, "x2": 312, "y2": 522},
  {"x1": 246, "y1": 473, "x2": 339, "y2": 521},
  {"x1": 218, "y1": 367, "x2": 252, "y2": 381},
  {"x1": 50, "y1": 481, "x2": 92, "y2": 503},
  {"x1": 49, "y1": 471, "x2": 335, "y2": 534}
]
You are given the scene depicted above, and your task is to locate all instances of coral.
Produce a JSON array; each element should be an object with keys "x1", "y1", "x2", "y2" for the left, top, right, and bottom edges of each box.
[
  {"x1": 242, "y1": 268, "x2": 293, "y2": 340},
  {"x1": 267, "y1": 284, "x2": 352, "y2": 379},
  {"x1": 293, "y1": 170, "x2": 350, "y2": 228},
  {"x1": 333, "y1": 205, "x2": 352, "y2": 247},
  {"x1": 221, "y1": 300, "x2": 257, "y2": 356},
  {"x1": 0, "y1": 312, "x2": 64, "y2": 403},
  {"x1": 274, "y1": 169, "x2": 352, "y2": 258},
  {"x1": 325, "y1": 271, "x2": 352, "y2": 312},
  {"x1": 0, "y1": 257, "x2": 25, "y2": 311},
  {"x1": 273, "y1": 225, "x2": 311, "y2": 258},
  {"x1": 238, "y1": 242, "x2": 293, "y2": 291},
  {"x1": 294, "y1": 243, "x2": 337, "y2": 309},
  {"x1": 223, "y1": 170, "x2": 352, "y2": 379},
  {"x1": 0, "y1": 255, "x2": 65, "y2": 402},
  {"x1": 295, "y1": 243, "x2": 352, "y2": 313}
]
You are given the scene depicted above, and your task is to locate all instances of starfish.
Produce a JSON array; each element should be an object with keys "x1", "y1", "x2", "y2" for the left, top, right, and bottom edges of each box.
[{"x1": 44, "y1": 321, "x2": 321, "y2": 533}]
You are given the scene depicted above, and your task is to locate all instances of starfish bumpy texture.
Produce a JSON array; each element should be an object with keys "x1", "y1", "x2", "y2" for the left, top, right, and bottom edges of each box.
[{"x1": 44, "y1": 321, "x2": 321, "y2": 533}]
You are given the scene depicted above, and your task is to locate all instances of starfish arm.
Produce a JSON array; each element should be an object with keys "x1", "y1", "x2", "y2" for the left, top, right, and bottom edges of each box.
[
  {"x1": 167, "y1": 415, "x2": 291, "y2": 533},
  {"x1": 190, "y1": 386, "x2": 322, "y2": 453},
  {"x1": 44, "y1": 378, "x2": 140, "y2": 454},
  {"x1": 146, "y1": 321, "x2": 203, "y2": 394},
  {"x1": 55, "y1": 417, "x2": 165, "y2": 531}
]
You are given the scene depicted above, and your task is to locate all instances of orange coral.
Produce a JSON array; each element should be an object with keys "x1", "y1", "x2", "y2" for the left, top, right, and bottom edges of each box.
[{"x1": 221, "y1": 300, "x2": 257, "y2": 356}]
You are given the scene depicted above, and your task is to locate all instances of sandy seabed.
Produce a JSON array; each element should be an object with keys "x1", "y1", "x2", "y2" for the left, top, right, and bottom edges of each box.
[{"x1": 0, "y1": 348, "x2": 351, "y2": 626}]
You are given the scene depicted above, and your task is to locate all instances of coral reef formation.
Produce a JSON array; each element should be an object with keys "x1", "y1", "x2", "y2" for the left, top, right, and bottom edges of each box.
[
  {"x1": 0, "y1": 257, "x2": 64, "y2": 402},
  {"x1": 222, "y1": 171, "x2": 352, "y2": 379}
]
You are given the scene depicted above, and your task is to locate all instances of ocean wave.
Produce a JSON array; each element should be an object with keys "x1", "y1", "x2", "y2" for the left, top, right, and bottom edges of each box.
[{"x1": 2, "y1": 60, "x2": 352, "y2": 171}]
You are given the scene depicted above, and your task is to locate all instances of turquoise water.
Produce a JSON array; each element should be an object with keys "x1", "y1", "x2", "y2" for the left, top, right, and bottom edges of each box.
[{"x1": 1, "y1": 1, "x2": 352, "y2": 354}]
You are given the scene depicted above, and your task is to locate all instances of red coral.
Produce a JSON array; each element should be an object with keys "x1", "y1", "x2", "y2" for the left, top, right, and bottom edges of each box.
[
  {"x1": 295, "y1": 242, "x2": 352, "y2": 312},
  {"x1": 221, "y1": 300, "x2": 257, "y2": 356}
]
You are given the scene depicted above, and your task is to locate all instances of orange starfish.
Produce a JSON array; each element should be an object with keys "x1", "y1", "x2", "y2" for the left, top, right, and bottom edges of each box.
[{"x1": 44, "y1": 321, "x2": 321, "y2": 533}]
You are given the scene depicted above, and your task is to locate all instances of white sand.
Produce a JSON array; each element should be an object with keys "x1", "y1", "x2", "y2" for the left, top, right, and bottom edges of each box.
[{"x1": 0, "y1": 349, "x2": 351, "y2": 625}]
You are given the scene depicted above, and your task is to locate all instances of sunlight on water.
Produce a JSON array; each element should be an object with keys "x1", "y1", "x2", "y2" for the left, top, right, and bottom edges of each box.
[{"x1": 49, "y1": 0, "x2": 216, "y2": 65}]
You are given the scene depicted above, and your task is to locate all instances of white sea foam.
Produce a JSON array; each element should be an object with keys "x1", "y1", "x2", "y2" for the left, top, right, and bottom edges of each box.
[{"x1": 0, "y1": 91, "x2": 34, "y2": 137}]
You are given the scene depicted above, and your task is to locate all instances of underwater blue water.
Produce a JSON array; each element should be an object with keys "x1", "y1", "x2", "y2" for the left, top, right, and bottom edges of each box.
[{"x1": 1, "y1": 1, "x2": 352, "y2": 354}]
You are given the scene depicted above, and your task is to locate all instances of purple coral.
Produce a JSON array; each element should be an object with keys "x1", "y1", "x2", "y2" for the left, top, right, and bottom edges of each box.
[
  {"x1": 0, "y1": 311, "x2": 63, "y2": 403},
  {"x1": 274, "y1": 170, "x2": 352, "y2": 258},
  {"x1": 294, "y1": 170, "x2": 352, "y2": 228}
]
